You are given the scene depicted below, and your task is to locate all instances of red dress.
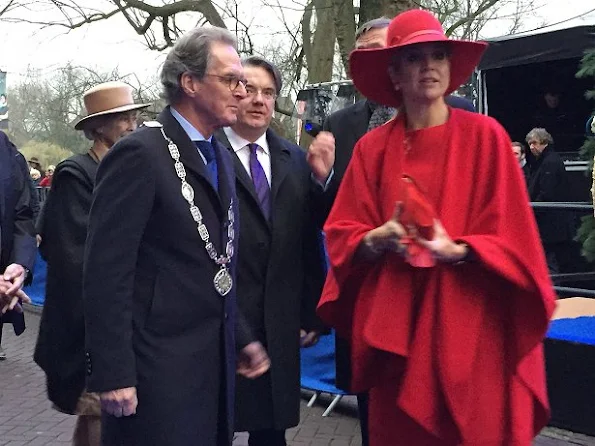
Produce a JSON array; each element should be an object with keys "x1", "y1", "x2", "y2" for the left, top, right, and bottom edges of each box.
[{"x1": 318, "y1": 109, "x2": 555, "y2": 445}]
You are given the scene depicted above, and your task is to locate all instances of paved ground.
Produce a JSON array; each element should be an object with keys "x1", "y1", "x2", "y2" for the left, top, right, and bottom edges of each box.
[{"x1": 0, "y1": 309, "x2": 594, "y2": 445}]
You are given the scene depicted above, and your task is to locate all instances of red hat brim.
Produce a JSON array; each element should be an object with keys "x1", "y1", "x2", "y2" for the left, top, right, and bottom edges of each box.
[{"x1": 350, "y1": 36, "x2": 487, "y2": 108}]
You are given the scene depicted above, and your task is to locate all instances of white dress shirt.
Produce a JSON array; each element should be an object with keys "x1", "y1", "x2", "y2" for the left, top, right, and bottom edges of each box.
[{"x1": 223, "y1": 127, "x2": 272, "y2": 187}]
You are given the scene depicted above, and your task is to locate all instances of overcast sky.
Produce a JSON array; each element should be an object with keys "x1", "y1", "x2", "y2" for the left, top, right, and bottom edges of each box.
[{"x1": 0, "y1": 0, "x2": 593, "y2": 86}]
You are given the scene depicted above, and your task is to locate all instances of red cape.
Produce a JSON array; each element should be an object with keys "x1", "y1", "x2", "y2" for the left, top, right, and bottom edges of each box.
[{"x1": 318, "y1": 109, "x2": 556, "y2": 444}]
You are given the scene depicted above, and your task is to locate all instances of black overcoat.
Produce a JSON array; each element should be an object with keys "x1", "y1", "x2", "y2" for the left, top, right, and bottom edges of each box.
[
  {"x1": 528, "y1": 145, "x2": 575, "y2": 244},
  {"x1": 34, "y1": 153, "x2": 98, "y2": 413},
  {"x1": 0, "y1": 132, "x2": 36, "y2": 333},
  {"x1": 217, "y1": 129, "x2": 326, "y2": 431},
  {"x1": 83, "y1": 108, "x2": 253, "y2": 446}
]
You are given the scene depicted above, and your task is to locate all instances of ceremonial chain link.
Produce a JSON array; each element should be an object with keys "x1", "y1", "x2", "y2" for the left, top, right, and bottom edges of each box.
[{"x1": 160, "y1": 128, "x2": 235, "y2": 266}]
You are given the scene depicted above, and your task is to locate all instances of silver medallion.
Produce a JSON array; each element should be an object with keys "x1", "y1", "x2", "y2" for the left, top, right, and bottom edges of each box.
[
  {"x1": 214, "y1": 268, "x2": 233, "y2": 296},
  {"x1": 181, "y1": 182, "x2": 194, "y2": 202},
  {"x1": 158, "y1": 125, "x2": 235, "y2": 298}
]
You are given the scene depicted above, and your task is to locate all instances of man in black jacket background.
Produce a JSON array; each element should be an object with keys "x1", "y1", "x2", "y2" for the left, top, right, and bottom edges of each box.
[
  {"x1": 0, "y1": 131, "x2": 36, "y2": 359},
  {"x1": 526, "y1": 127, "x2": 575, "y2": 276}
]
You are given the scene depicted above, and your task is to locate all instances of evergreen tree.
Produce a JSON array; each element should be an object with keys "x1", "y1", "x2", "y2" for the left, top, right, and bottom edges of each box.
[{"x1": 575, "y1": 50, "x2": 595, "y2": 261}]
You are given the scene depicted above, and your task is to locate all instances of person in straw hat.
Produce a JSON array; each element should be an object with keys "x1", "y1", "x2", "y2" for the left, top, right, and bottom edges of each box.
[
  {"x1": 34, "y1": 81, "x2": 148, "y2": 446},
  {"x1": 317, "y1": 9, "x2": 555, "y2": 445}
]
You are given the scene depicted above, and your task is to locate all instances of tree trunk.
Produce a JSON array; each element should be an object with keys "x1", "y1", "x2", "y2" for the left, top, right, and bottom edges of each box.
[
  {"x1": 307, "y1": 0, "x2": 336, "y2": 83},
  {"x1": 333, "y1": 0, "x2": 356, "y2": 75}
]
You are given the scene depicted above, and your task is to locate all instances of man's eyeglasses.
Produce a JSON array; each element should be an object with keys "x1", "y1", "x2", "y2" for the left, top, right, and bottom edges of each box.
[
  {"x1": 245, "y1": 86, "x2": 277, "y2": 101},
  {"x1": 204, "y1": 74, "x2": 247, "y2": 91}
]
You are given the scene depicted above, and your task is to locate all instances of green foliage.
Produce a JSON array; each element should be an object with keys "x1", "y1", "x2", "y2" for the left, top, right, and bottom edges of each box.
[
  {"x1": 18, "y1": 140, "x2": 72, "y2": 170},
  {"x1": 576, "y1": 49, "x2": 595, "y2": 262}
]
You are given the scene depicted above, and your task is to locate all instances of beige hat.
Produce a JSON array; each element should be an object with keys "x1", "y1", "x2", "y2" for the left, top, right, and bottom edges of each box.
[{"x1": 74, "y1": 81, "x2": 150, "y2": 130}]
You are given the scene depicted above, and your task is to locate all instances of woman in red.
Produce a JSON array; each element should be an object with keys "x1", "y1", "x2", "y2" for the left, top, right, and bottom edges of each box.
[
  {"x1": 318, "y1": 9, "x2": 556, "y2": 446},
  {"x1": 39, "y1": 165, "x2": 54, "y2": 187}
]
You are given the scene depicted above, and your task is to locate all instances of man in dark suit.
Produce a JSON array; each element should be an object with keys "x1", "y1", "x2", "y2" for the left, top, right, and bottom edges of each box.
[
  {"x1": 512, "y1": 141, "x2": 531, "y2": 185},
  {"x1": 309, "y1": 17, "x2": 479, "y2": 446},
  {"x1": 526, "y1": 127, "x2": 574, "y2": 276},
  {"x1": 217, "y1": 56, "x2": 332, "y2": 446},
  {"x1": 83, "y1": 27, "x2": 269, "y2": 446},
  {"x1": 0, "y1": 131, "x2": 36, "y2": 359}
]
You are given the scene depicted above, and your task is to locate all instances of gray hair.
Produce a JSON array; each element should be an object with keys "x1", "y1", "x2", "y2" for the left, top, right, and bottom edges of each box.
[
  {"x1": 160, "y1": 27, "x2": 238, "y2": 105},
  {"x1": 81, "y1": 111, "x2": 133, "y2": 140},
  {"x1": 356, "y1": 17, "x2": 391, "y2": 40},
  {"x1": 526, "y1": 128, "x2": 553, "y2": 145},
  {"x1": 242, "y1": 56, "x2": 282, "y2": 95}
]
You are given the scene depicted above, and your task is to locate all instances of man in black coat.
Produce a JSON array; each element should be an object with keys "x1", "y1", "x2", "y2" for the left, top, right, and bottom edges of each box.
[
  {"x1": 526, "y1": 127, "x2": 575, "y2": 275},
  {"x1": 82, "y1": 28, "x2": 269, "y2": 446},
  {"x1": 0, "y1": 131, "x2": 36, "y2": 359},
  {"x1": 309, "y1": 17, "x2": 480, "y2": 446},
  {"x1": 217, "y1": 56, "x2": 332, "y2": 446},
  {"x1": 512, "y1": 141, "x2": 531, "y2": 186}
]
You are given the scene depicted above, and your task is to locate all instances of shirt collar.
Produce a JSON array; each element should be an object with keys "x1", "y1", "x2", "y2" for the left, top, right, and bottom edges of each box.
[
  {"x1": 223, "y1": 127, "x2": 269, "y2": 155},
  {"x1": 170, "y1": 107, "x2": 212, "y2": 142}
]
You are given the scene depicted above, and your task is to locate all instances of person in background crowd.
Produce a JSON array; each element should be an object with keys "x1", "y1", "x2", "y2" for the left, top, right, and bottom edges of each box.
[
  {"x1": 308, "y1": 15, "x2": 479, "y2": 446},
  {"x1": 39, "y1": 165, "x2": 55, "y2": 188},
  {"x1": 34, "y1": 81, "x2": 150, "y2": 446},
  {"x1": 532, "y1": 86, "x2": 581, "y2": 152},
  {"x1": 512, "y1": 141, "x2": 530, "y2": 184},
  {"x1": 82, "y1": 27, "x2": 269, "y2": 446},
  {"x1": 30, "y1": 168, "x2": 42, "y2": 186},
  {"x1": 28, "y1": 156, "x2": 44, "y2": 177},
  {"x1": 0, "y1": 131, "x2": 36, "y2": 360},
  {"x1": 217, "y1": 56, "x2": 331, "y2": 446},
  {"x1": 526, "y1": 127, "x2": 575, "y2": 276},
  {"x1": 317, "y1": 10, "x2": 555, "y2": 445}
]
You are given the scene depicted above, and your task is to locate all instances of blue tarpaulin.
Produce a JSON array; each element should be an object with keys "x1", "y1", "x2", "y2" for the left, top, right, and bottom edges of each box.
[
  {"x1": 27, "y1": 253, "x2": 47, "y2": 306},
  {"x1": 300, "y1": 331, "x2": 346, "y2": 395},
  {"x1": 547, "y1": 317, "x2": 595, "y2": 346}
]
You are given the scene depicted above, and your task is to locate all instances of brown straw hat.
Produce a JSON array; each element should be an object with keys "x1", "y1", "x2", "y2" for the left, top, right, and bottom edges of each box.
[{"x1": 74, "y1": 81, "x2": 150, "y2": 130}]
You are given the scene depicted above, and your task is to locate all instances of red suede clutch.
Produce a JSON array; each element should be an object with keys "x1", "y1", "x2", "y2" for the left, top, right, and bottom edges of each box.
[{"x1": 399, "y1": 175, "x2": 437, "y2": 267}]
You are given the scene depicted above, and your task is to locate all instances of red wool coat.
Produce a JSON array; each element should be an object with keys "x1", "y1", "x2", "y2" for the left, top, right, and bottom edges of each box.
[{"x1": 318, "y1": 109, "x2": 556, "y2": 445}]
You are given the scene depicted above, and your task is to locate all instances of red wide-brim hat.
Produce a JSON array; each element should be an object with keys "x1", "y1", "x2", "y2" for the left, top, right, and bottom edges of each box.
[{"x1": 350, "y1": 9, "x2": 488, "y2": 108}]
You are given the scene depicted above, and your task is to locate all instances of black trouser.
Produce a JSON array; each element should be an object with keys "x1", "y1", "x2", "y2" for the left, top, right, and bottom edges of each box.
[
  {"x1": 247, "y1": 429, "x2": 286, "y2": 446},
  {"x1": 357, "y1": 393, "x2": 369, "y2": 446},
  {"x1": 0, "y1": 321, "x2": 3, "y2": 345}
]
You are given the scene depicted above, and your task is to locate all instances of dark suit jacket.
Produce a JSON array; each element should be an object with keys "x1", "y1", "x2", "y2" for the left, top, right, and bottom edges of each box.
[
  {"x1": 83, "y1": 108, "x2": 253, "y2": 446},
  {"x1": 0, "y1": 132, "x2": 36, "y2": 334},
  {"x1": 216, "y1": 128, "x2": 326, "y2": 431}
]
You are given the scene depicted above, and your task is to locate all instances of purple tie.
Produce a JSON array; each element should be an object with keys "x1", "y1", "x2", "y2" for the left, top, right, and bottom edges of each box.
[{"x1": 248, "y1": 143, "x2": 270, "y2": 220}]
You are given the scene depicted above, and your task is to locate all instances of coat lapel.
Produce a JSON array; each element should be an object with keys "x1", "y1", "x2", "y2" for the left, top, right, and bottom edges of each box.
[
  {"x1": 211, "y1": 136, "x2": 234, "y2": 216},
  {"x1": 268, "y1": 130, "x2": 291, "y2": 210},
  {"x1": 350, "y1": 100, "x2": 371, "y2": 144}
]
